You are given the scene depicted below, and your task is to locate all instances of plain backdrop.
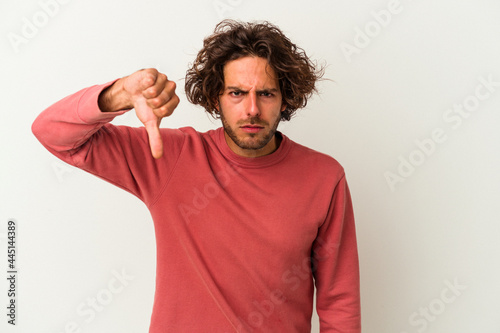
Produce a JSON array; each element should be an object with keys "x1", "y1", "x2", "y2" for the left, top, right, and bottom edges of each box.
[{"x1": 1, "y1": 0, "x2": 499, "y2": 332}]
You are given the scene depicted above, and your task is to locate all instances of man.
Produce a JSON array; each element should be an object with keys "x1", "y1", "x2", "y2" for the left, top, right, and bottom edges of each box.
[{"x1": 32, "y1": 20, "x2": 360, "y2": 332}]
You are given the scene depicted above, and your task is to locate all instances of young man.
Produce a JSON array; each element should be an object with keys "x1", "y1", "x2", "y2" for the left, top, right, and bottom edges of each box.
[{"x1": 32, "y1": 20, "x2": 361, "y2": 332}]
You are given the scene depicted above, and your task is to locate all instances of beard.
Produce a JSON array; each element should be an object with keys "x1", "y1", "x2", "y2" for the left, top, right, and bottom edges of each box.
[{"x1": 220, "y1": 106, "x2": 281, "y2": 151}]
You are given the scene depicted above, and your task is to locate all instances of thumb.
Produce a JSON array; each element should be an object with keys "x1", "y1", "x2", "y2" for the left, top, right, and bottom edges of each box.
[
  {"x1": 138, "y1": 69, "x2": 158, "y2": 92},
  {"x1": 143, "y1": 119, "x2": 163, "y2": 159}
]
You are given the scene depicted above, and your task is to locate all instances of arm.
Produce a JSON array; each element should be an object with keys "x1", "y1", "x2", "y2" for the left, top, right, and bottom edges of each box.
[
  {"x1": 98, "y1": 69, "x2": 179, "y2": 158},
  {"x1": 312, "y1": 175, "x2": 361, "y2": 332},
  {"x1": 31, "y1": 69, "x2": 183, "y2": 203}
]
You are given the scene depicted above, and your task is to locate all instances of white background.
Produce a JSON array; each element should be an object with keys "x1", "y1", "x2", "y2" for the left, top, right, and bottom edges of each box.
[{"x1": 1, "y1": 0, "x2": 499, "y2": 332}]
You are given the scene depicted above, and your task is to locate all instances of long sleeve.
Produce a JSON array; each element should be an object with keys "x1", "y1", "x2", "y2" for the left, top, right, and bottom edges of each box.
[
  {"x1": 32, "y1": 82, "x2": 361, "y2": 331},
  {"x1": 31, "y1": 81, "x2": 186, "y2": 205},
  {"x1": 312, "y1": 175, "x2": 361, "y2": 332}
]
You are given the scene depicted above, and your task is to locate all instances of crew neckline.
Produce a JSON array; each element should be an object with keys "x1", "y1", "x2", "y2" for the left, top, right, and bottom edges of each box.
[{"x1": 214, "y1": 127, "x2": 291, "y2": 168}]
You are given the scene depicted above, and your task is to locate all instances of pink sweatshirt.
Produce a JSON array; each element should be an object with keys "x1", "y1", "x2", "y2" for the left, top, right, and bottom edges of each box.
[{"x1": 32, "y1": 81, "x2": 361, "y2": 332}]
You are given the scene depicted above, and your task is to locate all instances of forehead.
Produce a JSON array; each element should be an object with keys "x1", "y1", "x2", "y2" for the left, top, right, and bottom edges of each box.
[{"x1": 223, "y1": 56, "x2": 279, "y2": 88}]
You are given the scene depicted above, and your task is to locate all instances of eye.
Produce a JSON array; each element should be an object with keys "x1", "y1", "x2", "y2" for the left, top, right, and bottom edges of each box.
[
  {"x1": 260, "y1": 92, "x2": 274, "y2": 97},
  {"x1": 229, "y1": 91, "x2": 243, "y2": 96}
]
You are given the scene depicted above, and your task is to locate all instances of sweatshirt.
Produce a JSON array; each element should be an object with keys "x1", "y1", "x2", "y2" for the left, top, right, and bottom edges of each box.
[{"x1": 32, "y1": 81, "x2": 361, "y2": 332}]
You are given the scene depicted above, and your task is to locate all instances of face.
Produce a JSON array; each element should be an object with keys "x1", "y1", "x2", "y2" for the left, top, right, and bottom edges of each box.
[{"x1": 217, "y1": 56, "x2": 286, "y2": 158}]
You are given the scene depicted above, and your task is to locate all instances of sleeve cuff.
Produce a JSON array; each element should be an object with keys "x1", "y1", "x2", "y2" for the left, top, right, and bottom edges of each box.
[{"x1": 76, "y1": 79, "x2": 131, "y2": 124}]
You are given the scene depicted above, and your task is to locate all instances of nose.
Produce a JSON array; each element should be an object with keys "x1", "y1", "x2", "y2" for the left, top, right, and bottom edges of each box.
[{"x1": 246, "y1": 93, "x2": 260, "y2": 117}]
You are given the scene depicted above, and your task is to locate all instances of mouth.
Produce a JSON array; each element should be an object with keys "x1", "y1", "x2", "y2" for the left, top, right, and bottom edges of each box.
[{"x1": 240, "y1": 125, "x2": 264, "y2": 133}]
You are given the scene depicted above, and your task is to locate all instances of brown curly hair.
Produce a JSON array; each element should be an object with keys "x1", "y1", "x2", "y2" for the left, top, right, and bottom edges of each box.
[{"x1": 184, "y1": 20, "x2": 324, "y2": 121}]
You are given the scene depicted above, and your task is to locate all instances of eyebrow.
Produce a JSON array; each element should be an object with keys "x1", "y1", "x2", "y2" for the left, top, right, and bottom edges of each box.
[{"x1": 226, "y1": 86, "x2": 279, "y2": 94}]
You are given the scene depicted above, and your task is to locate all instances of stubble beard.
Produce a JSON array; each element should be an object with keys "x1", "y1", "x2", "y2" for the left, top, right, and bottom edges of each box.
[{"x1": 220, "y1": 106, "x2": 281, "y2": 151}]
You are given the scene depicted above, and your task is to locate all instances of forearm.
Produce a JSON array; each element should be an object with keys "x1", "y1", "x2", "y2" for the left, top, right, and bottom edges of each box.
[
  {"x1": 31, "y1": 81, "x2": 128, "y2": 161},
  {"x1": 314, "y1": 176, "x2": 361, "y2": 332},
  {"x1": 316, "y1": 238, "x2": 361, "y2": 332},
  {"x1": 98, "y1": 78, "x2": 134, "y2": 113},
  {"x1": 31, "y1": 74, "x2": 183, "y2": 203}
]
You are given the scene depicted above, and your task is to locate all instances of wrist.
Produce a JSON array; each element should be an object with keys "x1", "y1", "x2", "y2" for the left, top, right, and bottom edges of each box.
[{"x1": 98, "y1": 78, "x2": 133, "y2": 112}]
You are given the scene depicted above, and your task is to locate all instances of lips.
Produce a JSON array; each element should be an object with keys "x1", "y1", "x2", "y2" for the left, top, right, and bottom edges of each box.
[{"x1": 240, "y1": 125, "x2": 264, "y2": 133}]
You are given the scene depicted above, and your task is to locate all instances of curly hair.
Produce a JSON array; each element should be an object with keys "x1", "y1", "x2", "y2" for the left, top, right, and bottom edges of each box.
[{"x1": 184, "y1": 20, "x2": 324, "y2": 121}]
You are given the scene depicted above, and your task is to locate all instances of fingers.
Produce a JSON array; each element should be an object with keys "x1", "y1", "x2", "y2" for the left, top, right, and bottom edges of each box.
[
  {"x1": 143, "y1": 118, "x2": 164, "y2": 159},
  {"x1": 154, "y1": 89, "x2": 180, "y2": 118},
  {"x1": 137, "y1": 68, "x2": 159, "y2": 92},
  {"x1": 141, "y1": 72, "x2": 179, "y2": 117},
  {"x1": 128, "y1": 68, "x2": 179, "y2": 159},
  {"x1": 141, "y1": 70, "x2": 165, "y2": 99}
]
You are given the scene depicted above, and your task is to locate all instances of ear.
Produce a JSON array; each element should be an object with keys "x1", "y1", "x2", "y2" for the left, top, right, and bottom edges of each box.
[
  {"x1": 214, "y1": 98, "x2": 220, "y2": 112},
  {"x1": 280, "y1": 103, "x2": 287, "y2": 113}
]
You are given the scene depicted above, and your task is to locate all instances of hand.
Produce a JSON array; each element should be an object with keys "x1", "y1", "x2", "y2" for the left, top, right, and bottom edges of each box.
[{"x1": 99, "y1": 68, "x2": 180, "y2": 159}]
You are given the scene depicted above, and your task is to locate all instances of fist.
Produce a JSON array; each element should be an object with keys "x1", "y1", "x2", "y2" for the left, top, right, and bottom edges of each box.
[
  {"x1": 104, "y1": 68, "x2": 180, "y2": 159},
  {"x1": 123, "y1": 68, "x2": 179, "y2": 120}
]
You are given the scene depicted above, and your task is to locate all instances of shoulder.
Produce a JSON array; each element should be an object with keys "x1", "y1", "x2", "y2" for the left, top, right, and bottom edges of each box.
[{"x1": 285, "y1": 135, "x2": 346, "y2": 181}]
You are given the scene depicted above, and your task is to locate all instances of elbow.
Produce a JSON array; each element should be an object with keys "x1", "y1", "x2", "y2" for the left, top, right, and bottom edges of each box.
[
  {"x1": 31, "y1": 114, "x2": 45, "y2": 143},
  {"x1": 31, "y1": 112, "x2": 54, "y2": 149},
  {"x1": 31, "y1": 115, "x2": 41, "y2": 139}
]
